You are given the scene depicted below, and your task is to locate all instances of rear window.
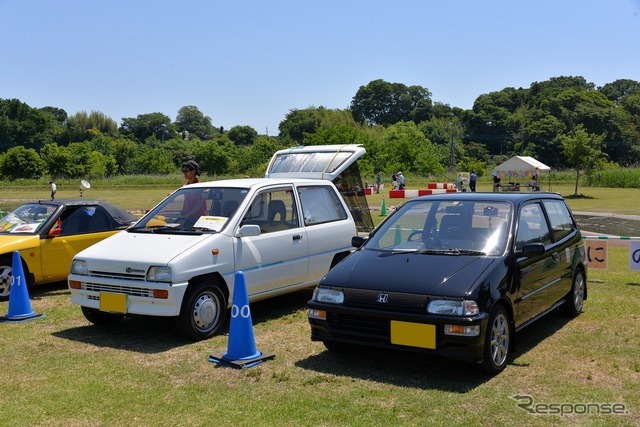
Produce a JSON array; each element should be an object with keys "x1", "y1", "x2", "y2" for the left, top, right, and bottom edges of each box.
[
  {"x1": 542, "y1": 200, "x2": 576, "y2": 241},
  {"x1": 298, "y1": 186, "x2": 348, "y2": 226}
]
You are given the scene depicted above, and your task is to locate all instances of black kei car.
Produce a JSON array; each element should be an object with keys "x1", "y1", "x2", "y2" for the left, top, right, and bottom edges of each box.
[{"x1": 308, "y1": 192, "x2": 587, "y2": 375}]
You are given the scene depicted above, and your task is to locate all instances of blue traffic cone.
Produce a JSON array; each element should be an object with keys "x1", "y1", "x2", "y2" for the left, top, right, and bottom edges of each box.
[
  {"x1": 209, "y1": 271, "x2": 274, "y2": 368},
  {"x1": 1, "y1": 251, "x2": 43, "y2": 323}
]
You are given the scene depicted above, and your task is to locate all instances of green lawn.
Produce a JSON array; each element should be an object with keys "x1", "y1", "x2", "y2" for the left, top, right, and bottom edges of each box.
[{"x1": 1, "y1": 179, "x2": 639, "y2": 426}]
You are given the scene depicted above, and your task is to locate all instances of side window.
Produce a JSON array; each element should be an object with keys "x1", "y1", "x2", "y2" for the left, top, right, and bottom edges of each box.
[
  {"x1": 60, "y1": 206, "x2": 111, "y2": 236},
  {"x1": 516, "y1": 203, "x2": 551, "y2": 250},
  {"x1": 542, "y1": 200, "x2": 575, "y2": 241},
  {"x1": 298, "y1": 185, "x2": 348, "y2": 226},
  {"x1": 241, "y1": 188, "x2": 298, "y2": 233}
]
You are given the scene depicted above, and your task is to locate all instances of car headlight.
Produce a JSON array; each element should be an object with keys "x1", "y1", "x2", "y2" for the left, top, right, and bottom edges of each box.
[
  {"x1": 147, "y1": 266, "x2": 172, "y2": 282},
  {"x1": 70, "y1": 259, "x2": 88, "y2": 275},
  {"x1": 313, "y1": 287, "x2": 344, "y2": 304},
  {"x1": 427, "y1": 299, "x2": 479, "y2": 316}
]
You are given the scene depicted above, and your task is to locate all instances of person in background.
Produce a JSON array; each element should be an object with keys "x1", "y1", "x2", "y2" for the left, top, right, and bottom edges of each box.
[
  {"x1": 398, "y1": 172, "x2": 405, "y2": 190},
  {"x1": 181, "y1": 160, "x2": 206, "y2": 221},
  {"x1": 391, "y1": 172, "x2": 398, "y2": 190},
  {"x1": 532, "y1": 167, "x2": 540, "y2": 191},
  {"x1": 376, "y1": 172, "x2": 381, "y2": 193},
  {"x1": 49, "y1": 181, "x2": 57, "y2": 200},
  {"x1": 469, "y1": 171, "x2": 477, "y2": 192},
  {"x1": 492, "y1": 171, "x2": 501, "y2": 192}
]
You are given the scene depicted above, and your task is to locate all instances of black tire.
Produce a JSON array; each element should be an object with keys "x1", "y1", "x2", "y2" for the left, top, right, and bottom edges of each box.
[
  {"x1": 480, "y1": 305, "x2": 511, "y2": 375},
  {"x1": 81, "y1": 306, "x2": 124, "y2": 326},
  {"x1": 176, "y1": 282, "x2": 227, "y2": 341},
  {"x1": 0, "y1": 254, "x2": 32, "y2": 300},
  {"x1": 0, "y1": 255, "x2": 12, "y2": 299},
  {"x1": 562, "y1": 269, "x2": 585, "y2": 317}
]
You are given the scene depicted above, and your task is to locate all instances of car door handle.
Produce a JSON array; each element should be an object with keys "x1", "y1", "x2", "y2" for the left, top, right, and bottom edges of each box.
[
  {"x1": 551, "y1": 252, "x2": 560, "y2": 263},
  {"x1": 293, "y1": 235, "x2": 302, "y2": 241}
]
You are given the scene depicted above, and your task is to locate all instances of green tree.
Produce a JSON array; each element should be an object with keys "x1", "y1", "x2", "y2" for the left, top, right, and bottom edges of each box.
[
  {"x1": 40, "y1": 143, "x2": 80, "y2": 178},
  {"x1": 191, "y1": 137, "x2": 235, "y2": 176},
  {"x1": 64, "y1": 111, "x2": 118, "y2": 142},
  {"x1": 559, "y1": 125, "x2": 609, "y2": 196},
  {"x1": 175, "y1": 106, "x2": 215, "y2": 140},
  {"x1": 0, "y1": 145, "x2": 46, "y2": 180},
  {"x1": 376, "y1": 121, "x2": 444, "y2": 176},
  {"x1": 0, "y1": 98, "x2": 62, "y2": 151},
  {"x1": 350, "y1": 79, "x2": 433, "y2": 126},
  {"x1": 119, "y1": 112, "x2": 173, "y2": 143},
  {"x1": 133, "y1": 145, "x2": 175, "y2": 174},
  {"x1": 227, "y1": 125, "x2": 258, "y2": 146}
]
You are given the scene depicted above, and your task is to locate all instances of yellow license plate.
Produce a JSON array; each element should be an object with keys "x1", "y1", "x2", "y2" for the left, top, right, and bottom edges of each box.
[
  {"x1": 100, "y1": 292, "x2": 127, "y2": 313},
  {"x1": 390, "y1": 321, "x2": 436, "y2": 349}
]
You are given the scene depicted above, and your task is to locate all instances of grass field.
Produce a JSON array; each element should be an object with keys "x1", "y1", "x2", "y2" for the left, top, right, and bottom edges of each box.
[{"x1": 1, "y1": 177, "x2": 640, "y2": 426}]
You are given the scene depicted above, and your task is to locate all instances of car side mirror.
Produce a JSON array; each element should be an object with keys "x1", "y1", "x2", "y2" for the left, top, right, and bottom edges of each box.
[
  {"x1": 351, "y1": 235, "x2": 367, "y2": 248},
  {"x1": 48, "y1": 228, "x2": 62, "y2": 237},
  {"x1": 236, "y1": 224, "x2": 261, "y2": 238},
  {"x1": 521, "y1": 242, "x2": 545, "y2": 257}
]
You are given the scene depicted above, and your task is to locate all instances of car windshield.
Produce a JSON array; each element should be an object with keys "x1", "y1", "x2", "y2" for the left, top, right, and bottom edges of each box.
[
  {"x1": 0, "y1": 203, "x2": 58, "y2": 234},
  {"x1": 129, "y1": 187, "x2": 248, "y2": 233},
  {"x1": 366, "y1": 199, "x2": 512, "y2": 256}
]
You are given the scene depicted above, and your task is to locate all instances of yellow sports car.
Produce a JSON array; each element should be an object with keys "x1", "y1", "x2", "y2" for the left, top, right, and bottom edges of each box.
[{"x1": 0, "y1": 199, "x2": 137, "y2": 298}]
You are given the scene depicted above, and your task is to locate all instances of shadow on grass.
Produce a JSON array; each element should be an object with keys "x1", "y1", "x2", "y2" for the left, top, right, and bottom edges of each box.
[
  {"x1": 50, "y1": 288, "x2": 313, "y2": 354},
  {"x1": 564, "y1": 194, "x2": 595, "y2": 200},
  {"x1": 296, "y1": 309, "x2": 575, "y2": 392}
]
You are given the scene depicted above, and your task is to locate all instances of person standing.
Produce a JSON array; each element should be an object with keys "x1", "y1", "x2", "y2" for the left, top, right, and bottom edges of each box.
[
  {"x1": 376, "y1": 172, "x2": 381, "y2": 193},
  {"x1": 398, "y1": 172, "x2": 405, "y2": 190},
  {"x1": 532, "y1": 167, "x2": 540, "y2": 191},
  {"x1": 391, "y1": 172, "x2": 398, "y2": 190},
  {"x1": 469, "y1": 171, "x2": 477, "y2": 192},
  {"x1": 492, "y1": 171, "x2": 501, "y2": 192},
  {"x1": 49, "y1": 181, "x2": 57, "y2": 200},
  {"x1": 181, "y1": 160, "x2": 206, "y2": 221}
]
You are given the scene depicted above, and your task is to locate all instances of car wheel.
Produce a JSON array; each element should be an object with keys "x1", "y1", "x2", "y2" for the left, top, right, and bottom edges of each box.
[
  {"x1": 0, "y1": 254, "x2": 32, "y2": 299},
  {"x1": 81, "y1": 306, "x2": 124, "y2": 326},
  {"x1": 562, "y1": 269, "x2": 585, "y2": 317},
  {"x1": 481, "y1": 305, "x2": 511, "y2": 375},
  {"x1": 0, "y1": 256, "x2": 12, "y2": 299},
  {"x1": 177, "y1": 282, "x2": 227, "y2": 341}
]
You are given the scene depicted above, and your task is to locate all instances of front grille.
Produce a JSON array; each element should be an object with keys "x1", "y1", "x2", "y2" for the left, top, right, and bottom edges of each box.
[
  {"x1": 343, "y1": 288, "x2": 428, "y2": 314},
  {"x1": 88, "y1": 270, "x2": 146, "y2": 282},
  {"x1": 82, "y1": 282, "x2": 154, "y2": 298},
  {"x1": 327, "y1": 312, "x2": 390, "y2": 342}
]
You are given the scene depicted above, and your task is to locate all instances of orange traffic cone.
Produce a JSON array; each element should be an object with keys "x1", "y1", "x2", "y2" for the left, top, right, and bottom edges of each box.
[
  {"x1": 209, "y1": 271, "x2": 274, "y2": 368},
  {"x1": 1, "y1": 251, "x2": 43, "y2": 322}
]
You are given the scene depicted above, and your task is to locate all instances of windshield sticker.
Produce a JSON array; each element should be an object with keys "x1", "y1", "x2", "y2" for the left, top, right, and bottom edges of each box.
[{"x1": 193, "y1": 216, "x2": 227, "y2": 231}]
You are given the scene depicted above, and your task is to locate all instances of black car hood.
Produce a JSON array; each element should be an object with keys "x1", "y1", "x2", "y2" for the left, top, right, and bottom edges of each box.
[{"x1": 322, "y1": 248, "x2": 498, "y2": 297}]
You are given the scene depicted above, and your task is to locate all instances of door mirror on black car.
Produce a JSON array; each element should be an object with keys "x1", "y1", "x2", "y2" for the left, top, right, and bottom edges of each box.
[{"x1": 351, "y1": 235, "x2": 367, "y2": 248}]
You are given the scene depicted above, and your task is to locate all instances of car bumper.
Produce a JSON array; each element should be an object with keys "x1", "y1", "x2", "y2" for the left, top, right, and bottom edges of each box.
[
  {"x1": 68, "y1": 274, "x2": 188, "y2": 317},
  {"x1": 308, "y1": 301, "x2": 490, "y2": 363}
]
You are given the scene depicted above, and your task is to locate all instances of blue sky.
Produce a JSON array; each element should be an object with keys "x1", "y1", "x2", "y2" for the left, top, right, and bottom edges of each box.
[{"x1": 1, "y1": 0, "x2": 639, "y2": 135}]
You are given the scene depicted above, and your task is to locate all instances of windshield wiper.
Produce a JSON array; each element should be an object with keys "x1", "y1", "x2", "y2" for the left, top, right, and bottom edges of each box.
[{"x1": 416, "y1": 248, "x2": 486, "y2": 256}]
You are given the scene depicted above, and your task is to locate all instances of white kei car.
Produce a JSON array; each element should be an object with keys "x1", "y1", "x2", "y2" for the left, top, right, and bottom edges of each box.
[{"x1": 68, "y1": 145, "x2": 368, "y2": 340}]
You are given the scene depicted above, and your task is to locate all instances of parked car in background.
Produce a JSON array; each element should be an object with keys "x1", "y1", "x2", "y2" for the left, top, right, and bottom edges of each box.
[
  {"x1": 308, "y1": 192, "x2": 587, "y2": 374},
  {"x1": 0, "y1": 200, "x2": 138, "y2": 298},
  {"x1": 68, "y1": 145, "x2": 368, "y2": 340}
]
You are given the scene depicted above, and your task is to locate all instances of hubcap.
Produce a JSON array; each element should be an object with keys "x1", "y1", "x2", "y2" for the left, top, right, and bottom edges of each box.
[
  {"x1": 0, "y1": 265, "x2": 11, "y2": 297},
  {"x1": 574, "y1": 274, "x2": 585, "y2": 311},
  {"x1": 490, "y1": 313, "x2": 509, "y2": 367},
  {"x1": 192, "y1": 293, "x2": 219, "y2": 331}
]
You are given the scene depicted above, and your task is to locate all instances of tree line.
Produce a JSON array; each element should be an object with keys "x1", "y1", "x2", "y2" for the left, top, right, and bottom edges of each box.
[{"x1": 1, "y1": 76, "x2": 638, "y2": 183}]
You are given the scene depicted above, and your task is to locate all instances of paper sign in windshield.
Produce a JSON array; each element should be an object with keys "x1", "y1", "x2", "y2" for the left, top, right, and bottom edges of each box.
[{"x1": 193, "y1": 216, "x2": 227, "y2": 231}]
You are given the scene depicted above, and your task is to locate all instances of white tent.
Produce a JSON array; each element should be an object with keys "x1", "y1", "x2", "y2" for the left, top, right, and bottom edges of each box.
[{"x1": 494, "y1": 156, "x2": 551, "y2": 190}]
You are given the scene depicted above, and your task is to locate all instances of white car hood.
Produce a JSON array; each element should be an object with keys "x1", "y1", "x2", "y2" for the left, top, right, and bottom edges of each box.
[{"x1": 75, "y1": 230, "x2": 212, "y2": 266}]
